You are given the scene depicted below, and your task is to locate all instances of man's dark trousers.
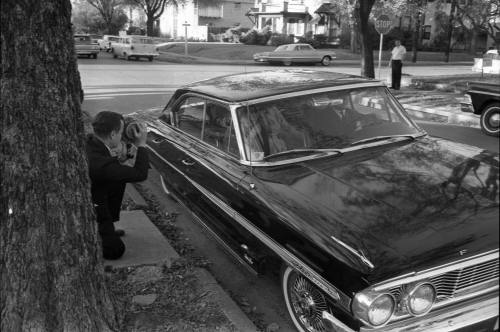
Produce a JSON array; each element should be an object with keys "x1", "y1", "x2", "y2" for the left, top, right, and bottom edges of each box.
[{"x1": 391, "y1": 60, "x2": 403, "y2": 90}]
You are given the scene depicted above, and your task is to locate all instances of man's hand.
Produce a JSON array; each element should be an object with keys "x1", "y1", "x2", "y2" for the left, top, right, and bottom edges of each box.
[{"x1": 132, "y1": 122, "x2": 148, "y2": 147}]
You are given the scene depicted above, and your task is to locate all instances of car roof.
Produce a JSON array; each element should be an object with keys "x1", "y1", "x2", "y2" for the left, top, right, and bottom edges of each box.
[{"x1": 177, "y1": 69, "x2": 379, "y2": 103}]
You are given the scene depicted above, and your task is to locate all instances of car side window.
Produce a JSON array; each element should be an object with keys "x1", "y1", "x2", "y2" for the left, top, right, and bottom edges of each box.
[
  {"x1": 175, "y1": 97, "x2": 206, "y2": 139},
  {"x1": 203, "y1": 102, "x2": 239, "y2": 157}
]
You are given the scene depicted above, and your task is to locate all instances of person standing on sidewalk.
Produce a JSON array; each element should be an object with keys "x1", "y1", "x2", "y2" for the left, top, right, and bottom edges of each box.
[
  {"x1": 389, "y1": 39, "x2": 406, "y2": 90},
  {"x1": 86, "y1": 111, "x2": 149, "y2": 260}
]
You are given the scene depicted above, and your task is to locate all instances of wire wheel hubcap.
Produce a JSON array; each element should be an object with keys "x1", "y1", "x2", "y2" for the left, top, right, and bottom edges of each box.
[{"x1": 289, "y1": 273, "x2": 328, "y2": 332}]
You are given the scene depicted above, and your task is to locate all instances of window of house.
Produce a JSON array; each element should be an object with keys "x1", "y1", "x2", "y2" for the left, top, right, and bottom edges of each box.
[
  {"x1": 234, "y1": 2, "x2": 241, "y2": 8},
  {"x1": 423, "y1": 25, "x2": 431, "y2": 40}
]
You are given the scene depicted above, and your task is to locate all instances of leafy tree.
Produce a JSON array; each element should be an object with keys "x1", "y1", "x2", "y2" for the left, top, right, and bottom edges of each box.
[
  {"x1": 1, "y1": 0, "x2": 119, "y2": 331},
  {"x1": 73, "y1": 0, "x2": 129, "y2": 34},
  {"x1": 87, "y1": 0, "x2": 125, "y2": 34},
  {"x1": 455, "y1": 0, "x2": 500, "y2": 53},
  {"x1": 127, "y1": 0, "x2": 173, "y2": 36}
]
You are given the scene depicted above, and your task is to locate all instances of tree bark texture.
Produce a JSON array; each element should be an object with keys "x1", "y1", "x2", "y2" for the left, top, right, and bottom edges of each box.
[
  {"x1": 1, "y1": 1, "x2": 119, "y2": 331},
  {"x1": 356, "y1": 0, "x2": 375, "y2": 78}
]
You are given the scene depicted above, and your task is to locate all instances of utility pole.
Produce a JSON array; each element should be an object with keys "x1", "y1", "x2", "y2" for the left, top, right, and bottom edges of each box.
[
  {"x1": 183, "y1": 22, "x2": 190, "y2": 56},
  {"x1": 445, "y1": 0, "x2": 457, "y2": 63}
]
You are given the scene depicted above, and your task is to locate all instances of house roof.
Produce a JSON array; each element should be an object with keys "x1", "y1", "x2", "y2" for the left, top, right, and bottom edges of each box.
[{"x1": 315, "y1": 3, "x2": 337, "y2": 14}]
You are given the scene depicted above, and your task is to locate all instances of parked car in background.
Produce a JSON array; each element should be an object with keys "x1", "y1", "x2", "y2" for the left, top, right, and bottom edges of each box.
[
  {"x1": 111, "y1": 35, "x2": 159, "y2": 61},
  {"x1": 97, "y1": 35, "x2": 120, "y2": 52},
  {"x1": 461, "y1": 81, "x2": 500, "y2": 136},
  {"x1": 253, "y1": 43, "x2": 336, "y2": 66},
  {"x1": 74, "y1": 34, "x2": 99, "y2": 59},
  {"x1": 133, "y1": 69, "x2": 499, "y2": 332}
]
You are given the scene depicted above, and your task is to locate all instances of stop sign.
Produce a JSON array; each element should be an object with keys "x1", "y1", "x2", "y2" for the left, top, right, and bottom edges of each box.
[{"x1": 375, "y1": 15, "x2": 392, "y2": 34}]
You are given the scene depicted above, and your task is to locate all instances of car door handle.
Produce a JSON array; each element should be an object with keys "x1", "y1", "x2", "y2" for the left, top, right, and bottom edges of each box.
[
  {"x1": 182, "y1": 159, "x2": 195, "y2": 166},
  {"x1": 152, "y1": 137, "x2": 166, "y2": 144}
]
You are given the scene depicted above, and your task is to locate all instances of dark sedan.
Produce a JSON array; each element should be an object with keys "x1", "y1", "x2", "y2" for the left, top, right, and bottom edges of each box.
[
  {"x1": 461, "y1": 81, "x2": 500, "y2": 136},
  {"x1": 136, "y1": 70, "x2": 499, "y2": 332}
]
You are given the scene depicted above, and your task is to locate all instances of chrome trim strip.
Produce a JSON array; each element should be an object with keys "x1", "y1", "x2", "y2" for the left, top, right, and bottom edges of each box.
[
  {"x1": 468, "y1": 89, "x2": 500, "y2": 97},
  {"x1": 146, "y1": 145, "x2": 350, "y2": 305},
  {"x1": 371, "y1": 249, "x2": 499, "y2": 291},
  {"x1": 322, "y1": 311, "x2": 355, "y2": 332},
  {"x1": 158, "y1": 173, "x2": 258, "y2": 276},
  {"x1": 245, "y1": 82, "x2": 385, "y2": 105},
  {"x1": 330, "y1": 235, "x2": 374, "y2": 269}
]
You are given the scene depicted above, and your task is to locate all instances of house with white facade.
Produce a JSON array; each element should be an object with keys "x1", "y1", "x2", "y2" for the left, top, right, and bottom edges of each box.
[
  {"x1": 159, "y1": 0, "x2": 254, "y2": 40},
  {"x1": 246, "y1": 0, "x2": 339, "y2": 42}
]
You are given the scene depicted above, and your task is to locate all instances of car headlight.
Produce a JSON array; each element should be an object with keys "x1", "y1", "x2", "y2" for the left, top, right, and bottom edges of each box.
[
  {"x1": 352, "y1": 291, "x2": 396, "y2": 327},
  {"x1": 405, "y1": 282, "x2": 436, "y2": 316}
]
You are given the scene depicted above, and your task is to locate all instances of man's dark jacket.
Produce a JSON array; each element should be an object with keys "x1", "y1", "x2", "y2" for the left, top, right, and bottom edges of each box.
[{"x1": 86, "y1": 134, "x2": 149, "y2": 233}]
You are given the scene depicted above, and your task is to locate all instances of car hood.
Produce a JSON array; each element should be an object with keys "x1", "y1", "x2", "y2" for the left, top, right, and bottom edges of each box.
[{"x1": 250, "y1": 137, "x2": 499, "y2": 282}]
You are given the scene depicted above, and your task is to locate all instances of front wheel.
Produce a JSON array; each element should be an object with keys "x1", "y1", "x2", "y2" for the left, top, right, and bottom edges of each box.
[
  {"x1": 282, "y1": 266, "x2": 329, "y2": 332},
  {"x1": 480, "y1": 102, "x2": 500, "y2": 136},
  {"x1": 320, "y1": 56, "x2": 331, "y2": 66}
]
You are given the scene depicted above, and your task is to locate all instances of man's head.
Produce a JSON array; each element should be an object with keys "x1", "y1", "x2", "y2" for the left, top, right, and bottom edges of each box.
[
  {"x1": 92, "y1": 111, "x2": 124, "y2": 148},
  {"x1": 394, "y1": 39, "x2": 401, "y2": 46}
]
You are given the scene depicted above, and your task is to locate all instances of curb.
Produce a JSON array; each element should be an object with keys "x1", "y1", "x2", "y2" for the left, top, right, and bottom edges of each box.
[
  {"x1": 125, "y1": 183, "x2": 148, "y2": 208},
  {"x1": 402, "y1": 104, "x2": 480, "y2": 128},
  {"x1": 127, "y1": 180, "x2": 259, "y2": 332}
]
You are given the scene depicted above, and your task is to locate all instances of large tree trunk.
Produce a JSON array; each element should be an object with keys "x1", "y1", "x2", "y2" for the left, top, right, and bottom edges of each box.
[
  {"x1": 356, "y1": 0, "x2": 375, "y2": 78},
  {"x1": 147, "y1": 14, "x2": 155, "y2": 36},
  {"x1": 444, "y1": 0, "x2": 457, "y2": 63},
  {"x1": 411, "y1": 13, "x2": 421, "y2": 63},
  {"x1": 1, "y1": 1, "x2": 119, "y2": 331},
  {"x1": 470, "y1": 28, "x2": 478, "y2": 55}
]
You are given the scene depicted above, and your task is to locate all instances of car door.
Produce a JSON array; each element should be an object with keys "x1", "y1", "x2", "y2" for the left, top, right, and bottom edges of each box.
[
  {"x1": 298, "y1": 44, "x2": 318, "y2": 63},
  {"x1": 148, "y1": 95, "x2": 266, "y2": 271}
]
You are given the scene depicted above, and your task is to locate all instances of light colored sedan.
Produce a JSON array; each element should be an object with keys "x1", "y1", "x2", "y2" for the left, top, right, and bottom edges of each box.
[{"x1": 253, "y1": 43, "x2": 336, "y2": 66}]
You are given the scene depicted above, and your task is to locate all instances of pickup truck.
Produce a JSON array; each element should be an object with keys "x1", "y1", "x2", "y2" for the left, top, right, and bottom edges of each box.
[
  {"x1": 74, "y1": 34, "x2": 99, "y2": 59},
  {"x1": 461, "y1": 81, "x2": 500, "y2": 136}
]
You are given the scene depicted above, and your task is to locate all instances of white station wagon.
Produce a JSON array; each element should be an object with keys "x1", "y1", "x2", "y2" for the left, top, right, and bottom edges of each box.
[{"x1": 111, "y1": 35, "x2": 159, "y2": 61}]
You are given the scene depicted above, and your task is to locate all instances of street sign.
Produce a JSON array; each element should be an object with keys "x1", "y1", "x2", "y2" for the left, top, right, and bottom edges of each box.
[{"x1": 375, "y1": 15, "x2": 392, "y2": 35}]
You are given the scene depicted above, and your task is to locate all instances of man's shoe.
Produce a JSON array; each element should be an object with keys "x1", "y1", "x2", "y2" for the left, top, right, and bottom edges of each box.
[{"x1": 115, "y1": 229, "x2": 125, "y2": 237}]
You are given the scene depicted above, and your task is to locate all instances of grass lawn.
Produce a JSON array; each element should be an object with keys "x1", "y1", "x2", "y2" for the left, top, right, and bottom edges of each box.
[{"x1": 158, "y1": 42, "x2": 478, "y2": 63}]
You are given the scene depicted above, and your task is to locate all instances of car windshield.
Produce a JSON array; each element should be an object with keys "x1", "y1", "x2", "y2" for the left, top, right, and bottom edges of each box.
[{"x1": 237, "y1": 87, "x2": 423, "y2": 162}]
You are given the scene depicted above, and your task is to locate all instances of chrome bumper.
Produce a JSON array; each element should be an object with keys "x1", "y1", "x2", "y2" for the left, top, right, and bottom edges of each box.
[{"x1": 322, "y1": 291, "x2": 499, "y2": 332}]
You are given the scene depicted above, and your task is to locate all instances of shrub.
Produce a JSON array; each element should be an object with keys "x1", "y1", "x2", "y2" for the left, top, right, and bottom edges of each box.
[{"x1": 269, "y1": 33, "x2": 292, "y2": 46}]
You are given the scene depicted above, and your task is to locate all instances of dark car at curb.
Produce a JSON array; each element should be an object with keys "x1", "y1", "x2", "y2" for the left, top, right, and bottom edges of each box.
[
  {"x1": 134, "y1": 70, "x2": 499, "y2": 332},
  {"x1": 461, "y1": 81, "x2": 500, "y2": 137}
]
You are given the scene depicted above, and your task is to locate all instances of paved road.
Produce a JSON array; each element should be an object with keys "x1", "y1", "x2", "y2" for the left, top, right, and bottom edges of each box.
[{"x1": 80, "y1": 51, "x2": 475, "y2": 89}]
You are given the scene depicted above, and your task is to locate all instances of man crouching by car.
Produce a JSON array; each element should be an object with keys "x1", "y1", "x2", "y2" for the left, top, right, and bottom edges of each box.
[{"x1": 86, "y1": 111, "x2": 149, "y2": 260}]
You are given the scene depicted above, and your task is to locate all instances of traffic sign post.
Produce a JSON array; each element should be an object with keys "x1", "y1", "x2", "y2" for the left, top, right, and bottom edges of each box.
[
  {"x1": 375, "y1": 15, "x2": 392, "y2": 80},
  {"x1": 183, "y1": 22, "x2": 190, "y2": 56}
]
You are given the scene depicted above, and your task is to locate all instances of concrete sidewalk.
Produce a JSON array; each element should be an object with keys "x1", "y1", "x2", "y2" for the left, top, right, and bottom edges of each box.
[{"x1": 104, "y1": 186, "x2": 258, "y2": 332}]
